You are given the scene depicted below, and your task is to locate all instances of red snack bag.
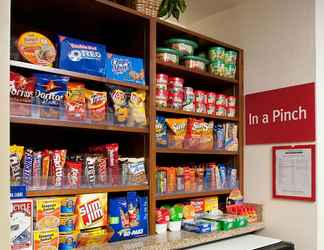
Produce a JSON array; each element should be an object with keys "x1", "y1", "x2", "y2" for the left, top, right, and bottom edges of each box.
[
  {"x1": 10, "y1": 71, "x2": 35, "y2": 116},
  {"x1": 66, "y1": 160, "x2": 82, "y2": 187},
  {"x1": 156, "y1": 207, "x2": 170, "y2": 224},
  {"x1": 97, "y1": 155, "x2": 108, "y2": 185},
  {"x1": 185, "y1": 118, "x2": 203, "y2": 150},
  {"x1": 50, "y1": 149, "x2": 67, "y2": 188}
]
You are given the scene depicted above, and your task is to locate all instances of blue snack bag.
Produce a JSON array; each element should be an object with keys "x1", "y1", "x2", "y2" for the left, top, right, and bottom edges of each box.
[
  {"x1": 219, "y1": 164, "x2": 227, "y2": 189},
  {"x1": 106, "y1": 53, "x2": 145, "y2": 85},
  {"x1": 156, "y1": 116, "x2": 168, "y2": 147},
  {"x1": 34, "y1": 73, "x2": 68, "y2": 119},
  {"x1": 214, "y1": 123, "x2": 225, "y2": 149},
  {"x1": 57, "y1": 35, "x2": 106, "y2": 76}
]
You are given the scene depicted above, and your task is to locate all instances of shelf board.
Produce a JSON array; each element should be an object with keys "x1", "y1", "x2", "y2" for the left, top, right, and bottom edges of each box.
[
  {"x1": 156, "y1": 107, "x2": 238, "y2": 121},
  {"x1": 27, "y1": 185, "x2": 149, "y2": 197},
  {"x1": 157, "y1": 60, "x2": 238, "y2": 85},
  {"x1": 10, "y1": 60, "x2": 149, "y2": 91},
  {"x1": 11, "y1": 116, "x2": 149, "y2": 134},
  {"x1": 156, "y1": 189, "x2": 231, "y2": 201},
  {"x1": 156, "y1": 147, "x2": 238, "y2": 155}
]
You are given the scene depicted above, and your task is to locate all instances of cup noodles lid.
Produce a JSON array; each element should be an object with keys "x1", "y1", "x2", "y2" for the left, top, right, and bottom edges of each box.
[{"x1": 75, "y1": 193, "x2": 108, "y2": 230}]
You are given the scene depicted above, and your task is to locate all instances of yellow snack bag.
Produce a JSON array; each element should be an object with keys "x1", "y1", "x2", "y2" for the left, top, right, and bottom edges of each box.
[
  {"x1": 10, "y1": 145, "x2": 24, "y2": 184},
  {"x1": 127, "y1": 90, "x2": 146, "y2": 127},
  {"x1": 166, "y1": 118, "x2": 187, "y2": 149},
  {"x1": 85, "y1": 89, "x2": 107, "y2": 122}
]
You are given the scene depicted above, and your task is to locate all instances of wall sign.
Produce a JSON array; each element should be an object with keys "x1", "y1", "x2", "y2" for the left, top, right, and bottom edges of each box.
[
  {"x1": 245, "y1": 83, "x2": 315, "y2": 144},
  {"x1": 272, "y1": 145, "x2": 315, "y2": 201}
]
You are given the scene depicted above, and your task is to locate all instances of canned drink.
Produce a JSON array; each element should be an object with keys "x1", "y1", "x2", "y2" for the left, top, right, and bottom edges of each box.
[
  {"x1": 195, "y1": 102, "x2": 206, "y2": 113},
  {"x1": 215, "y1": 94, "x2": 226, "y2": 106},
  {"x1": 215, "y1": 105, "x2": 226, "y2": 116},
  {"x1": 227, "y1": 107, "x2": 236, "y2": 118},
  {"x1": 206, "y1": 104, "x2": 215, "y2": 115},
  {"x1": 227, "y1": 96, "x2": 236, "y2": 107},
  {"x1": 195, "y1": 90, "x2": 206, "y2": 104}
]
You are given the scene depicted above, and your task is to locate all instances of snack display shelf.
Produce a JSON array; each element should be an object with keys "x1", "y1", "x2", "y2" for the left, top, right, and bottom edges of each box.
[
  {"x1": 156, "y1": 107, "x2": 239, "y2": 121},
  {"x1": 156, "y1": 147, "x2": 239, "y2": 155},
  {"x1": 11, "y1": 116, "x2": 149, "y2": 134},
  {"x1": 10, "y1": 60, "x2": 149, "y2": 91},
  {"x1": 157, "y1": 60, "x2": 239, "y2": 85},
  {"x1": 156, "y1": 189, "x2": 232, "y2": 201},
  {"x1": 26, "y1": 184, "x2": 149, "y2": 197}
]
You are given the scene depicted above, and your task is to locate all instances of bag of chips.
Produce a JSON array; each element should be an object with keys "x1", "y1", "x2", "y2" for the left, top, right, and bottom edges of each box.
[
  {"x1": 109, "y1": 87, "x2": 129, "y2": 125},
  {"x1": 85, "y1": 89, "x2": 107, "y2": 122},
  {"x1": 225, "y1": 123, "x2": 238, "y2": 151},
  {"x1": 166, "y1": 118, "x2": 187, "y2": 149},
  {"x1": 156, "y1": 116, "x2": 168, "y2": 147},
  {"x1": 10, "y1": 145, "x2": 24, "y2": 185},
  {"x1": 184, "y1": 118, "x2": 203, "y2": 150},
  {"x1": 127, "y1": 90, "x2": 146, "y2": 127},
  {"x1": 200, "y1": 121, "x2": 214, "y2": 151},
  {"x1": 65, "y1": 82, "x2": 86, "y2": 120}
]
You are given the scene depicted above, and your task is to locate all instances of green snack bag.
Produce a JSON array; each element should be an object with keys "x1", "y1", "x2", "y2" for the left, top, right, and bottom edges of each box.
[{"x1": 170, "y1": 205, "x2": 183, "y2": 221}]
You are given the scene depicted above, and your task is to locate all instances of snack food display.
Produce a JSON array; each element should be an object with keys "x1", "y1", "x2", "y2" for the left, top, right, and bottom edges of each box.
[
  {"x1": 17, "y1": 32, "x2": 56, "y2": 66},
  {"x1": 183, "y1": 55, "x2": 209, "y2": 71},
  {"x1": 34, "y1": 73, "x2": 69, "y2": 119},
  {"x1": 156, "y1": 48, "x2": 180, "y2": 64},
  {"x1": 165, "y1": 38, "x2": 198, "y2": 56},
  {"x1": 10, "y1": 199, "x2": 33, "y2": 250},
  {"x1": 106, "y1": 53, "x2": 145, "y2": 85},
  {"x1": 10, "y1": 145, "x2": 24, "y2": 185},
  {"x1": 166, "y1": 118, "x2": 187, "y2": 149},
  {"x1": 57, "y1": 35, "x2": 106, "y2": 77},
  {"x1": 109, "y1": 87, "x2": 129, "y2": 125}
]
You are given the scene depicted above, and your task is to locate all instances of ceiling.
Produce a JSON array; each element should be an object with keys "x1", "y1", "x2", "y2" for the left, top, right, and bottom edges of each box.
[{"x1": 183, "y1": 0, "x2": 247, "y2": 25}]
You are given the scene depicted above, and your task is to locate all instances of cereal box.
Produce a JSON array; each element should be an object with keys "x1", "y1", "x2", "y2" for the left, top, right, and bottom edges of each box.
[
  {"x1": 106, "y1": 53, "x2": 145, "y2": 85},
  {"x1": 34, "y1": 198, "x2": 60, "y2": 230},
  {"x1": 75, "y1": 193, "x2": 108, "y2": 230},
  {"x1": 57, "y1": 35, "x2": 106, "y2": 77},
  {"x1": 10, "y1": 199, "x2": 33, "y2": 250},
  {"x1": 34, "y1": 229, "x2": 59, "y2": 250}
]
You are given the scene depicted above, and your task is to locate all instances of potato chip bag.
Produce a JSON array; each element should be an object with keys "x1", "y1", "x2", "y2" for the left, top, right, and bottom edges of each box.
[
  {"x1": 75, "y1": 193, "x2": 108, "y2": 230},
  {"x1": 184, "y1": 118, "x2": 203, "y2": 150},
  {"x1": 127, "y1": 90, "x2": 146, "y2": 127},
  {"x1": 65, "y1": 82, "x2": 86, "y2": 120},
  {"x1": 85, "y1": 89, "x2": 107, "y2": 122},
  {"x1": 33, "y1": 228, "x2": 59, "y2": 250},
  {"x1": 166, "y1": 118, "x2": 187, "y2": 149},
  {"x1": 109, "y1": 87, "x2": 129, "y2": 125},
  {"x1": 200, "y1": 121, "x2": 214, "y2": 151},
  {"x1": 34, "y1": 198, "x2": 60, "y2": 230}
]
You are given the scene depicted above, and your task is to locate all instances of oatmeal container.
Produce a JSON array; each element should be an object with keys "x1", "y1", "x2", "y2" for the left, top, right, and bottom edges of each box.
[
  {"x1": 165, "y1": 38, "x2": 198, "y2": 56},
  {"x1": 157, "y1": 48, "x2": 180, "y2": 64}
]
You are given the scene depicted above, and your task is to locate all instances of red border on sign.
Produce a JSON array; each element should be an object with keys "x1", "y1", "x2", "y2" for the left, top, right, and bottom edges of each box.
[{"x1": 272, "y1": 144, "x2": 316, "y2": 202}]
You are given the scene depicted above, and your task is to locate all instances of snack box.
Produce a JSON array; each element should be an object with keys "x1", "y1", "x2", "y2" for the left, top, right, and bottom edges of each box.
[
  {"x1": 10, "y1": 199, "x2": 33, "y2": 250},
  {"x1": 182, "y1": 220, "x2": 216, "y2": 233},
  {"x1": 109, "y1": 192, "x2": 148, "y2": 242},
  {"x1": 34, "y1": 229, "x2": 59, "y2": 250},
  {"x1": 190, "y1": 199, "x2": 204, "y2": 213},
  {"x1": 75, "y1": 193, "x2": 108, "y2": 230},
  {"x1": 234, "y1": 215, "x2": 248, "y2": 228},
  {"x1": 34, "y1": 198, "x2": 61, "y2": 230},
  {"x1": 106, "y1": 53, "x2": 145, "y2": 85},
  {"x1": 57, "y1": 35, "x2": 106, "y2": 77},
  {"x1": 204, "y1": 196, "x2": 219, "y2": 212}
]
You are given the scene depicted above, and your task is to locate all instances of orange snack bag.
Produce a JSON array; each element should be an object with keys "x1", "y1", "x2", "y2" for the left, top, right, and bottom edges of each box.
[
  {"x1": 166, "y1": 118, "x2": 187, "y2": 149},
  {"x1": 65, "y1": 82, "x2": 86, "y2": 120},
  {"x1": 167, "y1": 167, "x2": 176, "y2": 193},
  {"x1": 85, "y1": 89, "x2": 107, "y2": 122},
  {"x1": 34, "y1": 198, "x2": 60, "y2": 230},
  {"x1": 200, "y1": 121, "x2": 214, "y2": 151},
  {"x1": 75, "y1": 193, "x2": 108, "y2": 230},
  {"x1": 33, "y1": 228, "x2": 59, "y2": 250}
]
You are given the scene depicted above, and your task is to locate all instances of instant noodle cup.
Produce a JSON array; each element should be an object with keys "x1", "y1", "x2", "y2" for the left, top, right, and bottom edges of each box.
[
  {"x1": 195, "y1": 102, "x2": 206, "y2": 113},
  {"x1": 215, "y1": 94, "x2": 226, "y2": 106},
  {"x1": 207, "y1": 92, "x2": 216, "y2": 104},
  {"x1": 225, "y1": 50, "x2": 238, "y2": 64},
  {"x1": 34, "y1": 228, "x2": 59, "y2": 250},
  {"x1": 17, "y1": 32, "x2": 56, "y2": 66},
  {"x1": 209, "y1": 59, "x2": 225, "y2": 76},
  {"x1": 194, "y1": 90, "x2": 206, "y2": 104},
  {"x1": 215, "y1": 105, "x2": 226, "y2": 116},
  {"x1": 208, "y1": 46, "x2": 225, "y2": 61},
  {"x1": 227, "y1": 107, "x2": 236, "y2": 118},
  {"x1": 206, "y1": 103, "x2": 215, "y2": 115},
  {"x1": 157, "y1": 48, "x2": 180, "y2": 64},
  {"x1": 34, "y1": 198, "x2": 60, "y2": 230},
  {"x1": 227, "y1": 96, "x2": 236, "y2": 107},
  {"x1": 165, "y1": 38, "x2": 198, "y2": 56}
]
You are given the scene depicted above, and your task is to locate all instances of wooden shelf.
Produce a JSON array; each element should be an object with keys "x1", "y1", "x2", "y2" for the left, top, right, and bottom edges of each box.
[
  {"x1": 156, "y1": 107, "x2": 238, "y2": 121},
  {"x1": 157, "y1": 60, "x2": 238, "y2": 85},
  {"x1": 27, "y1": 185, "x2": 149, "y2": 197},
  {"x1": 11, "y1": 116, "x2": 149, "y2": 134},
  {"x1": 10, "y1": 60, "x2": 149, "y2": 91},
  {"x1": 156, "y1": 189, "x2": 232, "y2": 201},
  {"x1": 157, "y1": 147, "x2": 238, "y2": 155}
]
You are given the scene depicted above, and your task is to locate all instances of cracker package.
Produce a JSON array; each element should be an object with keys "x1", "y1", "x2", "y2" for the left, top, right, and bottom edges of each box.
[
  {"x1": 57, "y1": 35, "x2": 106, "y2": 77},
  {"x1": 10, "y1": 71, "x2": 35, "y2": 116},
  {"x1": 200, "y1": 121, "x2": 214, "y2": 151},
  {"x1": 106, "y1": 53, "x2": 145, "y2": 85},
  {"x1": 109, "y1": 87, "x2": 129, "y2": 125},
  {"x1": 34, "y1": 73, "x2": 68, "y2": 119},
  {"x1": 10, "y1": 145, "x2": 24, "y2": 185},
  {"x1": 225, "y1": 123, "x2": 238, "y2": 151},
  {"x1": 34, "y1": 198, "x2": 61, "y2": 230},
  {"x1": 65, "y1": 82, "x2": 86, "y2": 120},
  {"x1": 184, "y1": 118, "x2": 203, "y2": 150},
  {"x1": 75, "y1": 193, "x2": 108, "y2": 230},
  {"x1": 33, "y1": 229, "x2": 59, "y2": 250},
  {"x1": 127, "y1": 90, "x2": 146, "y2": 127},
  {"x1": 156, "y1": 116, "x2": 168, "y2": 147},
  {"x1": 77, "y1": 227, "x2": 112, "y2": 247},
  {"x1": 85, "y1": 89, "x2": 107, "y2": 122},
  {"x1": 166, "y1": 118, "x2": 187, "y2": 149},
  {"x1": 10, "y1": 199, "x2": 33, "y2": 250}
]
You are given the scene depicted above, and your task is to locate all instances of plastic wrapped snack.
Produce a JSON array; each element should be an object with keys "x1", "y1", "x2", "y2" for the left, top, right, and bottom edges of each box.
[
  {"x1": 34, "y1": 198, "x2": 61, "y2": 230},
  {"x1": 65, "y1": 82, "x2": 86, "y2": 120},
  {"x1": 85, "y1": 89, "x2": 107, "y2": 122},
  {"x1": 156, "y1": 116, "x2": 168, "y2": 147},
  {"x1": 184, "y1": 118, "x2": 203, "y2": 150},
  {"x1": 33, "y1": 229, "x2": 59, "y2": 250},
  {"x1": 10, "y1": 145, "x2": 24, "y2": 185},
  {"x1": 109, "y1": 87, "x2": 129, "y2": 125},
  {"x1": 127, "y1": 90, "x2": 146, "y2": 127},
  {"x1": 214, "y1": 123, "x2": 225, "y2": 150},
  {"x1": 200, "y1": 121, "x2": 214, "y2": 151},
  {"x1": 166, "y1": 118, "x2": 187, "y2": 149},
  {"x1": 225, "y1": 123, "x2": 238, "y2": 151}
]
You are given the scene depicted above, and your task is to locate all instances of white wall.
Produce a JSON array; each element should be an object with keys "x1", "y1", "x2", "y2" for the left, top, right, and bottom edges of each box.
[
  {"x1": 0, "y1": 0, "x2": 10, "y2": 248},
  {"x1": 188, "y1": 0, "x2": 316, "y2": 249}
]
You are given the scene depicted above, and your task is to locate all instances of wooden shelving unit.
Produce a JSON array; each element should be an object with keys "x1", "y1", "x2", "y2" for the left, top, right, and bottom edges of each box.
[{"x1": 10, "y1": 0, "x2": 244, "y2": 239}]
